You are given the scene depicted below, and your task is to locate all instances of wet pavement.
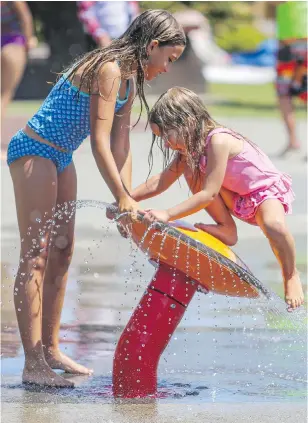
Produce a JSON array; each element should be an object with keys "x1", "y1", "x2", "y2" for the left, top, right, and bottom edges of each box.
[{"x1": 1, "y1": 118, "x2": 307, "y2": 422}]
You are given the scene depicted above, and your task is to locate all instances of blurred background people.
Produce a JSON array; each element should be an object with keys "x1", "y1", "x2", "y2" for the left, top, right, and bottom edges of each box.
[
  {"x1": 275, "y1": 1, "x2": 307, "y2": 157},
  {"x1": 77, "y1": 1, "x2": 139, "y2": 50},
  {"x1": 1, "y1": 1, "x2": 37, "y2": 117},
  {"x1": 173, "y1": 7, "x2": 230, "y2": 67}
]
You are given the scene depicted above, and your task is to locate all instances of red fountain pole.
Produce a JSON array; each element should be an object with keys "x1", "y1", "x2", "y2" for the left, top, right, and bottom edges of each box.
[{"x1": 112, "y1": 262, "x2": 199, "y2": 398}]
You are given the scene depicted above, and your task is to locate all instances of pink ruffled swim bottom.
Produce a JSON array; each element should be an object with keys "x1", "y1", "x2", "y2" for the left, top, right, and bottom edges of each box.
[{"x1": 232, "y1": 175, "x2": 295, "y2": 225}]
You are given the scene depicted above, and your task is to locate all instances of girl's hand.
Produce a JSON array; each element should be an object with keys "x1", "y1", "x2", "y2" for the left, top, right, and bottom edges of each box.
[
  {"x1": 118, "y1": 195, "x2": 140, "y2": 221},
  {"x1": 25, "y1": 36, "x2": 38, "y2": 52},
  {"x1": 106, "y1": 202, "x2": 118, "y2": 220},
  {"x1": 142, "y1": 209, "x2": 170, "y2": 225},
  {"x1": 105, "y1": 202, "x2": 130, "y2": 238}
]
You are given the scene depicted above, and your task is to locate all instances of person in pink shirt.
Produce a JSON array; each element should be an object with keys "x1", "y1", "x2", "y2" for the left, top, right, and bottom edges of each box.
[
  {"x1": 130, "y1": 87, "x2": 304, "y2": 311},
  {"x1": 77, "y1": 1, "x2": 139, "y2": 49}
]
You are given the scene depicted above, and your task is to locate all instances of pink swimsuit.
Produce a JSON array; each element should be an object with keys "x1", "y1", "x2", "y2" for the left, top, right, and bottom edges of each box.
[{"x1": 199, "y1": 127, "x2": 295, "y2": 225}]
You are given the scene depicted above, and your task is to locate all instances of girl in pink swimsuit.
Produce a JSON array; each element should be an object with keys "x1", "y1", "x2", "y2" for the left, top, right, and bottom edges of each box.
[{"x1": 131, "y1": 87, "x2": 304, "y2": 311}]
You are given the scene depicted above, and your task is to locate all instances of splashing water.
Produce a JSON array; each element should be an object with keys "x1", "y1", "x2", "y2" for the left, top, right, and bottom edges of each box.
[
  {"x1": 2, "y1": 199, "x2": 306, "y2": 401},
  {"x1": 9, "y1": 198, "x2": 307, "y2": 334}
]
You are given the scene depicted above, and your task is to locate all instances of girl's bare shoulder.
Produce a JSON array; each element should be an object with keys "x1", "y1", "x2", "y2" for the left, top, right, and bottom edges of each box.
[
  {"x1": 209, "y1": 132, "x2": 243, "y2": 156},
  {"x1": 92, "y1": 61, "x2": 122, "y2": 95},
  {"x1": 210, "y1": 132, "x2": 234, "y2": 146}
]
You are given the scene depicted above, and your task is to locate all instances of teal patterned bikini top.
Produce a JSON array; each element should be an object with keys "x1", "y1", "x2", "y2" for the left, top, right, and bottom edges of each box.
[{"x1": 27, "y1": 74, "x2": 130, "y2": 152}]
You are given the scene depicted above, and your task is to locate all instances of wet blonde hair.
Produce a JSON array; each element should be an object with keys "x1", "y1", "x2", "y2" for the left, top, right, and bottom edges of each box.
[{"x1": 148, "y1": 87, "x2": 220, "y2": 173}]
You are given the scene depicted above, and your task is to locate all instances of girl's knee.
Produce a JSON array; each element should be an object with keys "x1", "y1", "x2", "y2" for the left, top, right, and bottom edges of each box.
[
  {"x1": 227, "y1": 233, "x2": 238, "y2": 246},
  {"x1": 262, "y1": 218, "x2": 289, "y2": 239},
  {"x1": 53, "y1": 235, "x2": 74, "y2": 264},
  {"x1": 225, "y1": 225, "x2": 238, "y2": 246},
  {"x1": 21, "y1": 239, "x2": 49, "y2": 272}
]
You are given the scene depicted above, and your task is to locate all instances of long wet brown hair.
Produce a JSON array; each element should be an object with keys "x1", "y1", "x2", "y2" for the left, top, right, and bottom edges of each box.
[
  {"x1": 148, "y1": 87, "x2": 259, "y2": 184},
  {"x1": 148, "y1": 87, "x2": 220, "y2": 179},
  {"x1": 61, "y1": 10, "x2": 186, "y2": 122}
]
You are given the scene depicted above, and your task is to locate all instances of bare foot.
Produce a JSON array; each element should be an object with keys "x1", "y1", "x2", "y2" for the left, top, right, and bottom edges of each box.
[
  {"x1": 22, "y1": 363, "x2": 74, "y2": 388},
  {"x1": 194, "y1": 223, "x2": 237, "y2": 246},
  {"x1": 45, "y1": 349, "x2": 93, "y2": 375},
  {"x1": 285, "y1": 272, "x2": 305, "y2": 311}
]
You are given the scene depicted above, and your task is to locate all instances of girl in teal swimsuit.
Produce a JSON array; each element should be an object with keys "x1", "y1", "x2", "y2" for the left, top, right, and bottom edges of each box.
[{"x1": 7, "y1": 9, "x2": 185, "y2": 388}]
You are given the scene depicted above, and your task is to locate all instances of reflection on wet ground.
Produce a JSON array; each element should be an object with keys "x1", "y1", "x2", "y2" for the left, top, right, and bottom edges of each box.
[
  {"x1": 1, "y1": 231, "x2": 307, "y2": 408},
  {"x1": 2, "y1": 120, "x2": 307, "y2": 422}
]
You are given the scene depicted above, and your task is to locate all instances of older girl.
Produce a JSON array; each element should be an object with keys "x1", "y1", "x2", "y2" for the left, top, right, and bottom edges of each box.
[{"x1": 7, "y1": 10, "x2": 185, "y2": 387}]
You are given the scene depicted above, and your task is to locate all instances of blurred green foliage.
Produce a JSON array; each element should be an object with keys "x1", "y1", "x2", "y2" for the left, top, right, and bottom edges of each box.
[
  {"x1": 140, "y1": 1, "x2": 269, "y2": 52},
  {"x1": 215, "y1": 23, "x2": 267, "y2": 52},
  {"x1": 139, "y1": 1, "x2": 242, "y2": 22}
]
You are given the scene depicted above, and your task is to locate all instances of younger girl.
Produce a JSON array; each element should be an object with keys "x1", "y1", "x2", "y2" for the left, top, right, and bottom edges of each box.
[
  {"x1": 7, "y1": 10, "x2": 185, "y2": 387},
  {"x1": 131, "y1": 87, "x2": 304, "y2": 311}
]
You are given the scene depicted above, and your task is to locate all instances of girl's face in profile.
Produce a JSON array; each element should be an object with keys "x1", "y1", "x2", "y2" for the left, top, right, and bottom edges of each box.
[
  {"x1": 150, "y1": 123, "x2": 186, "y2": 155},
  {"x1": 144, "y1": 42, "x2": 185, "y2": 81}
]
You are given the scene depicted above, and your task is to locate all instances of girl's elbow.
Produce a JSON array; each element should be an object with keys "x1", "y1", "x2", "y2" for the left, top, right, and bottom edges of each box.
[
  {"x1": 212, "y1": 191, "x2": 220, "y2": 201},
  {"x1": 202, "y1": 190, "x2": 219, "y2": 204}
]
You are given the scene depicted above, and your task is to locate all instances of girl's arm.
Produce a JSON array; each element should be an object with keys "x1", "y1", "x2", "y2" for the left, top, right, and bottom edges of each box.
[
  {"x1": 143, "y1": 134, "x2": 231, "y2": 224},
  {"x1": 131, "y1": 154, "x2": 186, "y2": 201},
  {"x1": 110, "y1": 78, "x2": 136, "y2": 194},
  {"x1": 90, "y1": 62, "x2": 138, "y2": 212},
  {"x1": 167, "y1": 134, "x2": 230, "y2": 220}
]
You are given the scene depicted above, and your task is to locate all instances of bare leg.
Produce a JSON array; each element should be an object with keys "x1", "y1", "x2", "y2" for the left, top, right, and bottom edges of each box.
[
  {"x1": 1, "y1": 43, "x2": 27, "y2": 118},
  {"x1": 277, "y1": 95, "x2": 300, "y2": 155},
  {"x1": 10, "y1": 157, "x2": 74, "y2": 387},
  {"x1": 255, "y1": 199, "x2": 304, "y2": 310},
  {"x1": 219, "y1": 187, "x2": 252, "y2": 223},
  {"x1": 42, "y1": 162, "x2": 93, "y2": 375},
  {"x1": 184, "y1": 169, "x2": 237, "y2": 246}
]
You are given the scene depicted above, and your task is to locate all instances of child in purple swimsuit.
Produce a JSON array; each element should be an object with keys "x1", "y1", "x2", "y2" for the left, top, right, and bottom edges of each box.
[
  {"x1": 1, "y1": 1, "x2": 37, "y2": 117},
  {"x1": 131, "y1": 87, "x2": 304, "y2": 311}
]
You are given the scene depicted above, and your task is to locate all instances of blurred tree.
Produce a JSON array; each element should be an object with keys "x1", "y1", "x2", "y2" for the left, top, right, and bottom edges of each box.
[
  {"x1": 139, "y1": 1, "x2": 253, "y2": 25},
  {"x1": 139, "y1": 1, "x2": 267, "y2": 52},
  {"x1": 215, "y1": 23, "x2": 267, "y2": 52}
]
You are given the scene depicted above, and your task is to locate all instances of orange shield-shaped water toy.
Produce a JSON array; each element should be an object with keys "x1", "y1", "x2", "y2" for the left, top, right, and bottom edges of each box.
[{"x1": 128, "y1": 218, "x2": 269, "y2": 299}]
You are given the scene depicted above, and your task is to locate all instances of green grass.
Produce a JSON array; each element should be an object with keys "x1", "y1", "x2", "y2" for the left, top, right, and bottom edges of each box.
[
  {"x1": 266, "y1": 312, "x2": 307, "y2": 331},
  {"x1": 7, "y1": 100, "x2": 42, "y2": 115},
  {"x1": 265, "y1": 277, "x2": 307, "y2": 332},
  {"x1": 7, "y1": 83, "x2": 307, "y2": 119},
  {"x1": 207, "y1": 83, "x2": 307, "y2": 118}
]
